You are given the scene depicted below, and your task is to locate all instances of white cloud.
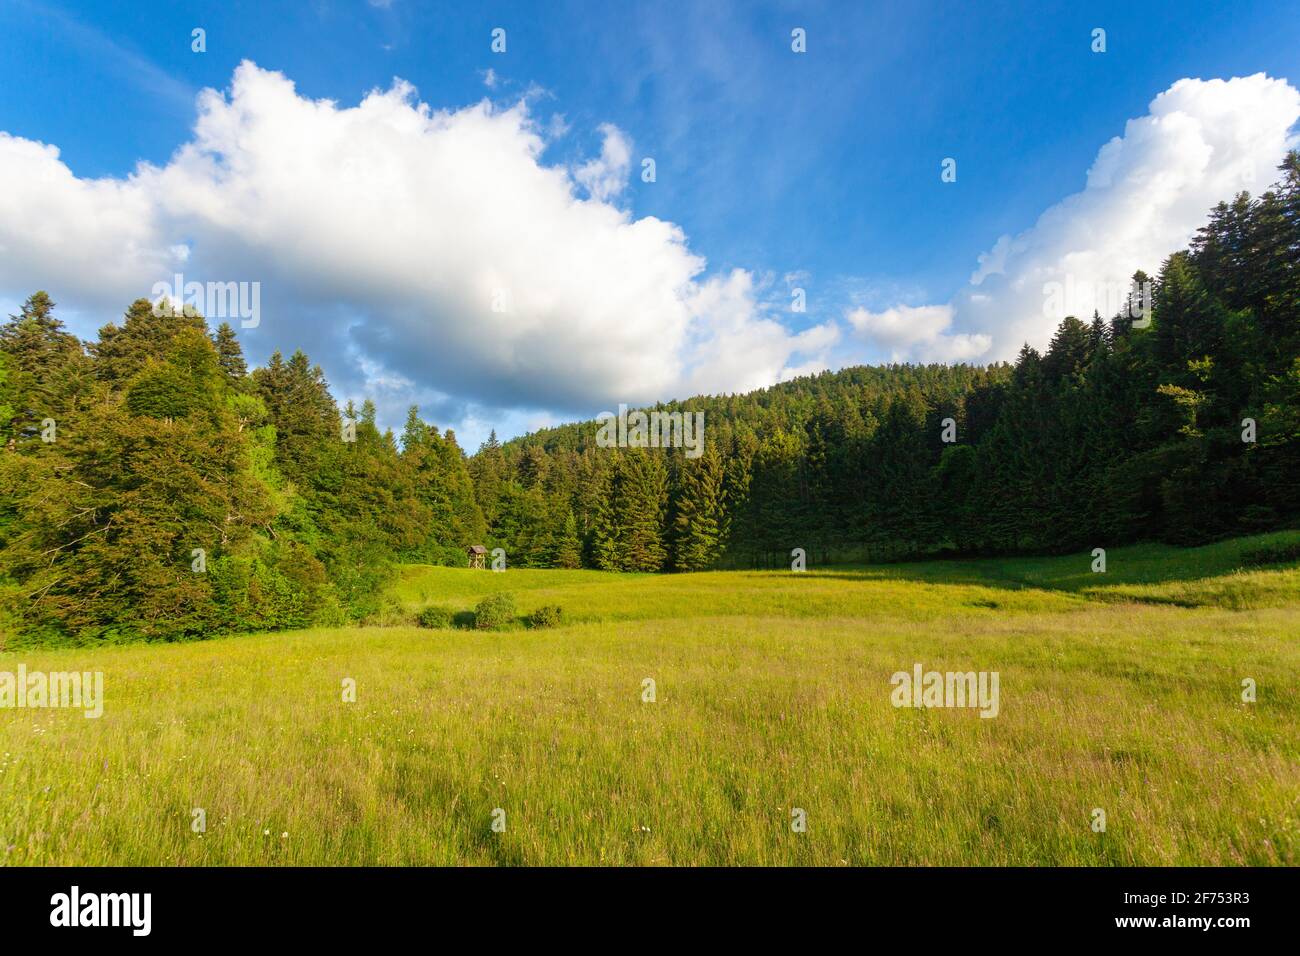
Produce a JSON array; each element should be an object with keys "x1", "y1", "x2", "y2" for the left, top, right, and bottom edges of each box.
[
  {"x1": 679, "y1": 269, "x2": 839, "y2": 395},
  {"x1": 573, "y1": 123, "x2": 633, "y2": 203},
  {"x1": 882, "y1": 74, "x2": 1300, "y2": 361},
  {"x1": 0, "y1": 61, "x2": 825, "y2": 426},
  {"x1": 846, "y1": 303, "x2": 991, "y2": 363}
]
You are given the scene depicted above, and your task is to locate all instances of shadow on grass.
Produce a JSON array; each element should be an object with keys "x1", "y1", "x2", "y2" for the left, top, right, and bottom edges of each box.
[{"x1": 778, "y1": 530, "x2": 1300, "y2": 600}]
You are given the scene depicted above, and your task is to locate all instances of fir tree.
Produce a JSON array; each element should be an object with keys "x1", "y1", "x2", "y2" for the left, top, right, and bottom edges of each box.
[
  {"x1": 213, "y1": 322, "x2": 249, "y2": 388},
  {"x1": 673, "y1": 447, "x2": 726, "y2": 570},
  {"x1": 553, "y1": 510, "x2": 583, "y2": 569}
]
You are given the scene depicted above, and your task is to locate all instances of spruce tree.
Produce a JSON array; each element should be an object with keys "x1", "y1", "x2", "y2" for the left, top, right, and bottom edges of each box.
[
  {"x1": 1043, "y1": 316, "x2": 1094, "y2": 384},
  {"x1": 673, "y1": 447, "x2": 726, "y2": 570},
  {"x1": 213, "y1": 322, "x2": 249, "y2": 388},
  {"x1": 620, "y1": 450, "x2": 667, "y2": 572},
  {"x1": 553, "y1": 510, "x2": 583, "y2": 568},
  {"x1": 0, "y1": 292, "x2": 90, "y2": 443}
]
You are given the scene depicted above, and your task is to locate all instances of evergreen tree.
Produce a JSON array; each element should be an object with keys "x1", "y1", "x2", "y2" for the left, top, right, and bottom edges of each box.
[
  {"x1": 619, "y1": 450, "x2": 668, "y2": 572},
  {"x1": 673, "y1": 447, "x2": 726, "y2": 571},
  {"x1": 92, "y1": 298, "x2": 207, "y2": 387},
  {"x1": 553, "y1": 511, "x2": 583, "y2": 569},
  {"x1": 1043, "y1": 316, "x2": 1094, "y2": 384},
  {"x1": 0, "y1": 291, "x2": 90, "y2": 443},
  {"x1": 213, "y1": 322, "x2": 249, "y2": 388},
  {"x1": 252, "y1": 349, "x2": 339, "y2": 482}
]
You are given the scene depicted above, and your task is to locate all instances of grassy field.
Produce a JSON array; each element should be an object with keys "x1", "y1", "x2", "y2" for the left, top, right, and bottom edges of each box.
[{"x1": 1, "y1": 532, "x2": 1297, "y2": 865}]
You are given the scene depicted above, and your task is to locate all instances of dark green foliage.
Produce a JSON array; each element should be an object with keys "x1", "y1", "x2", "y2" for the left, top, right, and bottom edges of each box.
[
  {"x1": 212, "y1": 322, "x2": 249, "y2": 388},
  {"x1": 1241, "y1": 543, "x2": 1300, "y2": 567},
  {"x1": 91, "y1": 298, "x2": 208, "y2": 388},
  {"x1": 473, "y1": 592, "x2": 516, "y2": 630},
  {"x1": 399, "y1": 407, "x2": 487, "y2": 562},
  {"x1": 673, "y1": 448, "x2": 726, "y2": 571},
  {"x1": 589, "y1": 450, "x2": 669, "y2": 571},
  {"x1": 0, "y1": 302, "x2": 472, "y2": 643},
  {"x1": 417, "y1": 605, "x2": 455, "y2": 628},
  {"x1": 0, "y1": 351, "x2": 13, "y2": 436},
  {"x1": 0, "y1": 291, "x2": 91, "y2": 446},
  {"x1": 526, "y1": 604, "x2": 564, "y2": 628},
  {"x1": 552, "y1": 511, "x2": 583, "y2": 569}
]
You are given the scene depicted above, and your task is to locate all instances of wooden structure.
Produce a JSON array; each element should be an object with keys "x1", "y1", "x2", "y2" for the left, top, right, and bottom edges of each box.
[{"x1": 467, "y1": 544, "x2": 488, "y2": 569}]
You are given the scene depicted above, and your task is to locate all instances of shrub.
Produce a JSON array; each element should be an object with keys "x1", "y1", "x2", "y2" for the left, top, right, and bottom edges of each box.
[
  {"x1": 417, "y1": 605, "x2": 454, "y2": 629},
  {"x1": 1241, "y1": 542, "x2": 1300, "y2": 567},
  {"x1": 360, "y1": 597, "x2": 417, "y2": 628},
  {"x1": 473, "y1": 592, "x2": 516, "y2": 630},
  {"x1": 527, "y1": 604, "x2": 564, "y2": 629},
  {"x1": 431, "y1": 545, "x2": 470, "y2": 568}
]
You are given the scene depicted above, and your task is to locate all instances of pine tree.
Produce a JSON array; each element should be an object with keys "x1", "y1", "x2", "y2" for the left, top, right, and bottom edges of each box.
[
  {"x1": 1153, "y1": 253, "x2": 1230, "y2": 383},
  {"x1": 553, "y1": 510, "x2": 583, "y2": 568},
  {"x1": 469, "y1": 429, "x2": 506, "y2": 527},
  {"x1": 673, "y1": 447, "x2": 726, "y2": 570},
  {"x1": 213, "y1": 322, "x2": 249, "y2": 388},
  {"x1": 252, "y1": 349, "x2": 339, "y2": 481},
  {"x1": 0, "y1": 352, "x2": 12, "y2": 435},
  {"x1": 590, "y1": 455, "x2": 622, "y2": 571},
  {"x1": 517, "y1": 445, "x2": 547, "y2": 489},
  {"x1": 91, "y1": 298, "x2": 207, "y2": 386},
  {"x1": 1043, "y1": 316, "x2": 1094, "y2": 384},
  {"x1": 619, "y1": 450, "x2": 668, "y2": 571},
  {"x1": 1087, "y1": 311, "x2": 1111, "y2": 356},
  {"x1": 6, "y1": 327, "x2": 275, "y2": 640},
  {"x1": 0, "y1": 291, "x2": 90, "y2": 443}
]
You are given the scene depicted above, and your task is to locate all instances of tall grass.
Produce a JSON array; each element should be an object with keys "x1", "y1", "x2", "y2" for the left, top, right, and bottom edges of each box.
[{"x1": 1, "y1": 534, "x2": 1296, "y2": 865}]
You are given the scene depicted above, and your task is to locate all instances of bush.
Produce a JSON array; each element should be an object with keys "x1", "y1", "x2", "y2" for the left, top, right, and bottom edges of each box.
[
  {"x1": 430, "y1": 545, "x2": 471, "y2": 568},
  {"x1": 1241, "y1": 542, "x2": 1300, "y2": 567},
  {"x1": 527, "y1": 604, "x2": 564, "y2": 629},
  {"x1": 417, "y1": 605, "x2": 454, "y2": 629},
  {"x1": 360, "y1": 597, "x2": 417, "y2": 628},
  {"x1": 473, "y1": 592, "x2": 516, "y2": 630}
]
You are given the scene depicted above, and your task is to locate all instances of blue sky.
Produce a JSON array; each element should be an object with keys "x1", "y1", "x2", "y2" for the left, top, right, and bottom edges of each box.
[{"x1": 2, "y1": 0, "x2": 1299, "y2": 444}]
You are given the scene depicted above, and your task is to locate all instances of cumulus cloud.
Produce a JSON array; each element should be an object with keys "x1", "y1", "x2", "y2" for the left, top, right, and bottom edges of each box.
[
  {"x1": 846, "y1": 304, "x2": 991, "y2": 362},
  {"x1": 679, "y1": 269, "x2": 839, "y2": 395},
  {"x1": 857, "y1": 74, "x2": 1300, "y2": 362},
  {"x1": 573, "y1": 123, "x2": 632, "y2": 202},
  {"x1": 0, "y1": 61, "x2": 830, "y2": 432}
]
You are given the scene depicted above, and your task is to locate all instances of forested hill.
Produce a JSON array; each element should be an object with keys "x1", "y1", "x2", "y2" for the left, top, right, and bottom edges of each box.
[
  {"x1": 1, "y1": 154, "x2": 1297, "y2": 645},
  {"x1": 472, "y1": 153, "x2": 1300, "y2": 571},
  {"x1": 502, "y1": 362, "x2": 1010, "y2": 455},
  {"x1": 471, "y1": 361, "x2": 1012, "y2": 570}
]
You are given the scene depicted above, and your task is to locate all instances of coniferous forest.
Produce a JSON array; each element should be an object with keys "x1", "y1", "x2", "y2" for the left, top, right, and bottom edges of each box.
[{"x1": 2, "y1": 155, "x2": 1298, "y2": 646}]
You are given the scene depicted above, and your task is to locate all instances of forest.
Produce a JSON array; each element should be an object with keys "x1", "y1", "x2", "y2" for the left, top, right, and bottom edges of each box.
[{"x1": 1, "y1": 154, "x2": 1297, "y2": 645}]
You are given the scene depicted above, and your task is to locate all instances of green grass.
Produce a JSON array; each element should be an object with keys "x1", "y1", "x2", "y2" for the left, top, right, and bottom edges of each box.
[{"x1": 1, "y1": 533, "x2": 1297, "y2": 865}]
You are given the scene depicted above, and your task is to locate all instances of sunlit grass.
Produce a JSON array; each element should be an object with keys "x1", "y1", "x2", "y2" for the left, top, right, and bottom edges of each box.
[{"x1": 1, "y1": 534, "x2": 1296, "y2": 865}]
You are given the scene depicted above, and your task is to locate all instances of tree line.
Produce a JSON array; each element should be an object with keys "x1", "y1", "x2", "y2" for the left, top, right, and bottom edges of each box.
[{"x1": 1, "y1": 154, "x2": 1296, "y2": 644}]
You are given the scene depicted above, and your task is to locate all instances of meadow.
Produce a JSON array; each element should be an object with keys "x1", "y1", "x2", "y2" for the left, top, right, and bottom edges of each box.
[{"x1": 0, "y1": 532, "x2": 1296, "y2": 866}]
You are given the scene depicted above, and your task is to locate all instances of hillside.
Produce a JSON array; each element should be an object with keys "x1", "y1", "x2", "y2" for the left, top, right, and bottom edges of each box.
[
  {"x1": 2, "y1": 157, "x2": 1299, "y2": 645},
  {"x1": 2, "y1": 533, "x2": 1295, "y2": 866}
]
